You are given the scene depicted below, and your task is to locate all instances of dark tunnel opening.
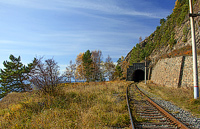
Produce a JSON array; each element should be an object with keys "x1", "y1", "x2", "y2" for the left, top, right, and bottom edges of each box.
[{"x1": 132, "y1": 69, "x2": 144, "y2": 82}]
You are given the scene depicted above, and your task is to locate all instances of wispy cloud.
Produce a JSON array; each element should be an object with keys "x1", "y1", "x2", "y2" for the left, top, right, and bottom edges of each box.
[
  {"x1": 57, "y1": 0, "x2": 167, "y2": 18},
  {"x1": 0, "y1": 40, "x2": 16, "y2": 44},
  {"x1": 0, "y1": 0, "x2": 168, "y2": 19}
]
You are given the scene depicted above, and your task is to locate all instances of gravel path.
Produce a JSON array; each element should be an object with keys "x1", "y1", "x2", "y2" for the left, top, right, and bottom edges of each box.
[{"x1": 137, "y1": 84, "x2": 200, "y2": 129}]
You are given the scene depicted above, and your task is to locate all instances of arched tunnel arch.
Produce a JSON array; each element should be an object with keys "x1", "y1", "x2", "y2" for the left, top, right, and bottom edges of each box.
[{"x1": 132, "y1": 69, "x2": 144, "y2": 82}]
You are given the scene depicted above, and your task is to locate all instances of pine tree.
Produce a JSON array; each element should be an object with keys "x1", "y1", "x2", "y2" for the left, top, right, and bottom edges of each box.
[
  {"x1": 82, "y1": 50, "x2": 93, "y2": 82},
  {"x1": 0, "y1": 55, "x2": 33, "y2": 98},
  {"x1": 114, "y1": 65, "x2": 122, "y2": 78}
]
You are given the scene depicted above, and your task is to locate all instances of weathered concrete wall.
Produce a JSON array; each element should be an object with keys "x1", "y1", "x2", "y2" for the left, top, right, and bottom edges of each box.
[{"x1": 151, "y1": 56, "x2": 200, "y2": 88}]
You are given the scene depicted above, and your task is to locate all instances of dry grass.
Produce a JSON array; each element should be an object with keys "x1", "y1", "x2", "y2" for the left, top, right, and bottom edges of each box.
[
  {"x1": 160, "y1": 45, "x2": 193, "y2": 59},
  {"x1": 0, "y1": 81, "x2": 131, "y2": 128},
  {"x1": 160, "y1": 45, "x2": 200, "y2": 59},
  {"x1": 138, "y1": 82, "x2": 200, "y2": 117}
]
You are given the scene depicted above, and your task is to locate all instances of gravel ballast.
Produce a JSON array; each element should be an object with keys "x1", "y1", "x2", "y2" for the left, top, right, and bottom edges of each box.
[{"x1": 137, "y1": 84, "x2": 200, "y2": 129}]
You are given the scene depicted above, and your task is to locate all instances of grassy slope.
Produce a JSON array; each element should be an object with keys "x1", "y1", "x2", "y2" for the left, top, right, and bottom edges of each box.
[
  {"x1": 0, "y1": 81, "x2": 131, "y2": 129},
  {"x1": 138, "y1": 82, "x2": 200, "y2": 117}
]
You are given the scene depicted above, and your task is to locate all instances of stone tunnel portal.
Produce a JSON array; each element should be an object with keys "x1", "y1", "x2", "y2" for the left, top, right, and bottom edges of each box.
[{"x1": 132, "y1": 69, "x2": 144, "y2": 82}]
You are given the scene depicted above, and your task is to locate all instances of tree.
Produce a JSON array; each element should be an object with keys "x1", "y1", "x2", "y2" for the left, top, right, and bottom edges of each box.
[
  {"x1": 75, "y1": 53, "x2": 85, "y2": 81},
  {"x1": 129, "y1": 44, "x2": 143, "y2": 64},
  {"x1": 29, "y1": 57, "x2": 61, "y2": 94},
  {"x1": 121, "y1": 60, "x2": 129, "y2": 79},
  {"x1": 82, "y1": 50, "x2": 93, "y2": 82},
  {"x1": 75, "y1": 50, "x2": 105, "y2": 82},
  {"x1": 114, "y1": 65, "x2": 122, "y2": 79},
  {"x1": 139, "y1": 36, "x2": 143, "y2": 43},
  {"x1": 160, "y1": 18, "x2": 166, "y2": 25},
  {"x1": 113, "y1": 56, "x2": 128, "y2": 80},
  {"x1": 117, "y1": 56, "x2": 124, "y2": 65},
  {"x1": 104, "y1": 55, "x2": 115, "y2": 81},
  {"x1": 117, "y1": 58, "x2": 122, "y2": 65},
  {"x1": 91, "y1": 50, "x2": 103, "y2": 81},
  {"x1": 65, "y1": 60, "x2": 76, "y2": 83},
  {"x1": 0, "y1": 55, "x2": 34, "y2": 98}
]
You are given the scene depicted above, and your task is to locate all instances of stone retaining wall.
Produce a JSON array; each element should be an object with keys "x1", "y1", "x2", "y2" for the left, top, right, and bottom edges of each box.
[
  {"x1": 151, "y1": 56, "x2": 200, "y2": 88},
  {"x1": 181, "y1": 56, "x2": 200, "y2": 88}
]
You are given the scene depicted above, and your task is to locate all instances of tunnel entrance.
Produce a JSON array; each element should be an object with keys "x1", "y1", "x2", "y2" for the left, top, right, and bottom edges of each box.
[{"x1": 132, "y1": 69, "x2": 144, "y2": 82}]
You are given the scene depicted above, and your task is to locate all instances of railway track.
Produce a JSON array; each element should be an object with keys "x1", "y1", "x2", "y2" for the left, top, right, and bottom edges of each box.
[{"x1": 126, "y1": 83, "x2": 190, "y2": 129}]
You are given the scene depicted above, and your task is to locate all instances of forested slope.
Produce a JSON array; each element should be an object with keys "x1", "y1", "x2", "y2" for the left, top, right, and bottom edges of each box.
[{"x1": 126, "y1": 0, "x2": 200, "y2": 65}]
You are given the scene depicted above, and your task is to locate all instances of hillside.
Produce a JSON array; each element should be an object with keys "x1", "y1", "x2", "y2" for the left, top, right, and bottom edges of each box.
[{"x1": 126, "y1": 0, "x2": 200, "y2": 65}]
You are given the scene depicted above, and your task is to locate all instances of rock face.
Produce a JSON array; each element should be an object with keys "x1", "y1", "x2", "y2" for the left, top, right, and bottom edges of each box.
[{"x1": 150, "y1": 1, "x2": 200, "y2": 62}]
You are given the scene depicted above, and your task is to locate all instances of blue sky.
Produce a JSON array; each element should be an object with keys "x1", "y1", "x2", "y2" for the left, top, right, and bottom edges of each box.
[{"x1": 0, "y1": 0, "x2": 176, "y2": 73}]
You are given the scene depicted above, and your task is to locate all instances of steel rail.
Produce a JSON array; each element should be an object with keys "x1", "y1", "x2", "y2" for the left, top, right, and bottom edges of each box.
[
  {"x1": 126, "y1": 84, "x2": 135, "y2": 129},
  {"x1": 135, "y1": 84, "x2": 189, "y2": 129}
]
